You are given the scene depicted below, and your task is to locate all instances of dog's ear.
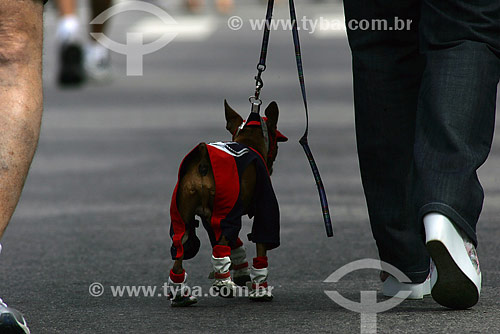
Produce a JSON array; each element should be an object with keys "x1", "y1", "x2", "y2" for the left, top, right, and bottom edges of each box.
[
  {"x1": 265, "y1": 101, "x2": 279, "y2": 130},
  {"x1": 225, "y1": 100, "x2": 243, "y2": 135}
]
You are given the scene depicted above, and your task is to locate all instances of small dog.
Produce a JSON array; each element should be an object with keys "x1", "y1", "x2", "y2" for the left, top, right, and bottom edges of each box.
[{"x1": 167, "y1": 100, "x2": 288, "y2": 306}]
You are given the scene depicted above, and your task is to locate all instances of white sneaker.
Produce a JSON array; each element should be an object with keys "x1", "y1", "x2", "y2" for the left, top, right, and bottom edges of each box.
[
  {"x1": 382, "y1": 274, "x2": 431, "y2": 300},
  {"x1": 424, "y1": 213, "x2": 481, "y2": 309},
  {"x1": 84, "y1": 43, "x2": 112, "y2": 83}
]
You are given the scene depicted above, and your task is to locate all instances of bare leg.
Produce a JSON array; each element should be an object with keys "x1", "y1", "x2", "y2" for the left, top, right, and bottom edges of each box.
[
  {"x1": 55, "y1": 0, "x2": 76, "y2": 16},
  {"x1": 87, "y1": 0, "x2": 114, "y2": 83},
  {"x1": 54, "y1": 0, "x2": 79, "y2": 38},
  {"x1": 0, "y1": 0, "x2": 44, "y2": 239},
  {"x1": 54, "y1": 0, "x2": 84, "y2": 86},
  {"x1": 185, "y1": 0, "x2": 204, "y2": 13},
  {"x1": 215, "y1": 0, "x2": 233, "y2": 14}
]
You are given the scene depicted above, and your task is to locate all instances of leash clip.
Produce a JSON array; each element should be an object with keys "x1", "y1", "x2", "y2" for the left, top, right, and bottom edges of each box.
[
  {"x1": 249, "y1": 96, "x2": 262, "y2": 114},
  {"x1": 255, "y1": 75, "x2": 264, "y2": 91},
  {"x1": 252, "y1": 63, "x2": 266, "y2": 103}
]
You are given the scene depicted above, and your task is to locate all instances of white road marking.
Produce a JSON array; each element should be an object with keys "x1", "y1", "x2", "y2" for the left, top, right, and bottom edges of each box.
[{"x1": 132, "y1": 16, "x2": 217, "y2": 42}]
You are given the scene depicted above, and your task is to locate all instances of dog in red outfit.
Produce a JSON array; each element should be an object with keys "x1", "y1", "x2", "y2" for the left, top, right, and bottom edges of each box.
[{"x1": 167, "y1": 100, "x2": 287, "y2": 306}]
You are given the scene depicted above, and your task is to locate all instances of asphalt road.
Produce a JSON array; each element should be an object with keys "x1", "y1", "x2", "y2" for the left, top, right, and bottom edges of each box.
[{"x1": 0, "y1": 1, "x2": 499, "y2": 333}]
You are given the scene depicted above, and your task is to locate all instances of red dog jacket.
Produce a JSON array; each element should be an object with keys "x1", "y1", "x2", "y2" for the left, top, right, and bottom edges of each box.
[{"x1": 170, "y1": 142, "x2": 280, "y2": 260}]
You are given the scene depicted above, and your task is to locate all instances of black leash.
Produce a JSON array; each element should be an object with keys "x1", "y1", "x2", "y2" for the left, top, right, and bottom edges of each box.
[
  {"x1": 249, "y1": 0, "x2": 274, "y2": 112},
  {"x1": 289, "y1": 0, "x2": 333, "y2": 237},
  {"x1": 249, "y1": 0, "x2": 333, "y2": 237}
]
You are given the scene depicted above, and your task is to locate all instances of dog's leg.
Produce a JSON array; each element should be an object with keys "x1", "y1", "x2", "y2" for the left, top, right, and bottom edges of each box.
[
  {"x1": 172, "y1": 259, "x2": 184, "y2": 275},
  {"x1": 230, "y1": 238, "x2": 251, "y2": 286},
  {"x1": 256, "y1": 243, "x2": 267, "y2": 257},
  {"x1": 211, "y1": 236, "x2": 238, "y2": 298},
  {"x1": 168, "y1": 172, "x2": 201, "y2": 307},
  {"x1": 249, "y1": 244, "x2": 273, "y2": 302},
  {"x1": 168, "y1": 255, "x2": 197, "y2": 307}
]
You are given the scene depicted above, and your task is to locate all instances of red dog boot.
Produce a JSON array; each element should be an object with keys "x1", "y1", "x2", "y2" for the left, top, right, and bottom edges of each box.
[
  {"x1": 167, "y1": 270, "x2": 197, "y2": 307},
  {"x1": 230, "y1": 240, "x2": 251, "y2": 287},
  {"x1": 211, "y1": 245, "x2": 237, "y2": 298},
  {"x1": 249, "y1": 256, "x2": 273, "y2": 301}
]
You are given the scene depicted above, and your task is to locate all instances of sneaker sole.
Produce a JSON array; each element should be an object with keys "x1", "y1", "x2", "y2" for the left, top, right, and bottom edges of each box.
[
  {"x1": 426, "y1": 240, "x2": 479, "y2": 309},
  {"x1": 424, "y1": 214, "x2": 480, "y2": 309}
]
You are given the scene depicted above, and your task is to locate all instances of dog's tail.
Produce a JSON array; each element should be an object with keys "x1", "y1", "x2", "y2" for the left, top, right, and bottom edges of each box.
[
  {"x1": 198, "y1": 143, "x2": 210, "y2": 177},
  {"x1": 197, "y1": 143, "x2": 212, "y2": 221}
]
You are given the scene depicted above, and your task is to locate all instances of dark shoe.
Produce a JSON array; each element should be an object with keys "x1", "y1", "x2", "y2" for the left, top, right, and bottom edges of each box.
[
  {"x1": 0, "y1": 298, "x2": 30, "y2": 334},
  {"x1": 58, "y1": 42, "x2": 85, "y2": 87}
]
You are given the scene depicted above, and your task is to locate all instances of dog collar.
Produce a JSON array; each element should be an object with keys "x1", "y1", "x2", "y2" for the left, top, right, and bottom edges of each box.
[
  {"x1": 234, "y1": 113, "x2": 270, "y2": 153},
  {"x1": 233, "y1": 111, "x2": 288, "y2": 164}
]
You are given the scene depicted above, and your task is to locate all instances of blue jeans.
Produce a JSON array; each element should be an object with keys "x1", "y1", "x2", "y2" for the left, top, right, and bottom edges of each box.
[{"x1": 343, "y1": 0, "x2": 500, "y2": 282}]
